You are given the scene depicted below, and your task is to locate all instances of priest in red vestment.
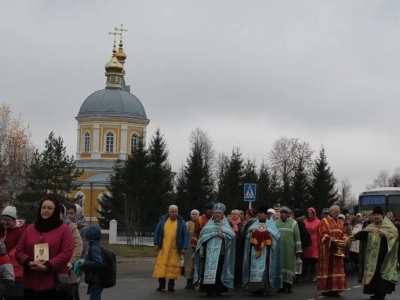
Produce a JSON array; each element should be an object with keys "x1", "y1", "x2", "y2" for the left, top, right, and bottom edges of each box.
[
  {"x1": 317, "y1": 205, "x2": 349, "y2": 296},
  {"x1": 190, "y1": 202, "x2": 214, "y2": 248}
]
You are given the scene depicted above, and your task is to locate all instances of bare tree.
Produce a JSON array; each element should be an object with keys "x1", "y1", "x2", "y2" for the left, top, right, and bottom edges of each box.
[
  {"x1": 189, "y1": 128, "x2": 216, "y2": 167},
  {"x1": 337, "y1": 177, "x2": 357, "y2": 209},
  {"x1": 366, "y1": 170, "x2": 391, "y2": 190},
  {"x1": 215, "y1": 152, "x2": 229, "y2": 188},
  {"x1": 269, "y1": 137, "x2": 314, "y2": 184},
  {"x1": 0, "y1": 104, "x2": 34, "y2": 205},
  {"x1": 388, "y1": 168, "x2": 400, "y2": 187}
]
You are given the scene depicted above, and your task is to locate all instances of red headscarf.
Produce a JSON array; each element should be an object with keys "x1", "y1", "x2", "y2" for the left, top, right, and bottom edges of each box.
[
  {"x1": 305, "y1": 207, "x2": 317, "y2": 221},
  {"x1": 246, "y1": 208, "x2": 258, "y2": 218}
]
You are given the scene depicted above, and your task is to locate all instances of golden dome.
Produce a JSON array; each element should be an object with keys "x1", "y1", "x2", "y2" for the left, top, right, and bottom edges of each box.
[
  {"x1": 105, "y1": 42, "x2": 123, "y2": 74},
  {"x1": 116, "y1": 39, "x2": 127, "y2": 63}
]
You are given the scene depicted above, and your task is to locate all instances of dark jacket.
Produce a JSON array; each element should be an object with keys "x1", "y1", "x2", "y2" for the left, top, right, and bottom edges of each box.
[
  {"x1": 82, "y1": 226, "x2": 104, "y2": 283},
  {"x1": 295, "y1": 216, "x2": 311, "y2": 250},
  {"x1": 154, "y1": 215, "x2": 188, "y2": 252}
]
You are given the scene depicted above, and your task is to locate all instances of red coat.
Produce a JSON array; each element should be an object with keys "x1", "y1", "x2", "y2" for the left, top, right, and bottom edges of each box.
[
  {"x1": 0, "y1": 221, "x2": 25, "y2": 283},
  {"x1": 15, "y1": 224, "x2": 74, "y2": 291},
  {"x1": 303, "y1": 207, "x2": 320, "y2": 259}
]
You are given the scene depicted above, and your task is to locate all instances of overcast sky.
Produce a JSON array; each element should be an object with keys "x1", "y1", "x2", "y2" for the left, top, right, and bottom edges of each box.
[{"x1": 1, "y1": 0, "x2": 399, "y2": 197}]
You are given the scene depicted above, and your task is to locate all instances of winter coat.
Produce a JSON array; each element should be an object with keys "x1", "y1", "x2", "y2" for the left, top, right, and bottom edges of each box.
[
  {"x1": 68, "y1": 223, "x2": 83, "y2": 284},
  {"x1": 0, "y1": 253, "x2": 15, "y2": 298},
  {"x1": 15, "y1": 224, "x2": 74, "y2": 291},
  {"x1": 154, "y1": 215, "x2": 188, "y2": 252},
  {"x1": 303, "y1": 207, "x2": 320, "y2": 259},
  {"x1": 0, "y1": 220, "x2": 25, "y2": 252},
  {"x1": 82, "y1": 226, "x2": 104, "y2": 284},
  {"x1": 75, "y1": 217, "x2": 89, "y2": 258},
  {"x1": 0, "y1": 220, "x2": 25, "y2": 284}
]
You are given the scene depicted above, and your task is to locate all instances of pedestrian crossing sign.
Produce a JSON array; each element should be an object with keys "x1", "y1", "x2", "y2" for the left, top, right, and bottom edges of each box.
[{"x1": 244, "y1": 183, "x2": 257, "y2": 202}]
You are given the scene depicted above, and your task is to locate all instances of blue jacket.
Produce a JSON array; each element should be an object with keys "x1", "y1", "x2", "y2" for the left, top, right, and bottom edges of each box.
[
  {"x1": 154, "y1": 215, "x2": 188, "y2": 252},
  {"x1": 82, "y1": 226, "x2": 104, "y2": 283}
]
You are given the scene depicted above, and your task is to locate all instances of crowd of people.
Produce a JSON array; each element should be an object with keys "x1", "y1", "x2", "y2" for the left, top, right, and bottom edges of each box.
[
  {"x1": 153, "y1": 203, "x2": 399, "y2": 300},
  {"x1": 0, "y1": 196, "x2": 106, "y2": 300}
]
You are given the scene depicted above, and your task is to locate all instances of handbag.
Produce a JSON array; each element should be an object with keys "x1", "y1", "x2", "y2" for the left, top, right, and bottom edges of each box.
[{"x1": 56, "y1": 273, "x2": 71, "y2": 294}]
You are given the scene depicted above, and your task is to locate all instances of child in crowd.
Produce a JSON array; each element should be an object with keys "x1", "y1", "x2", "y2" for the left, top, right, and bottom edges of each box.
[{"x1": 79, "y1": 226, "x2": 104, "y2": 300}]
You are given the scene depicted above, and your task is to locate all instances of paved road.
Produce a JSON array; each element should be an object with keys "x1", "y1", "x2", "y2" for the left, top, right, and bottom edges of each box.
[{"x1": 79, "y1": 262, "x2": 400, "y2": 300}]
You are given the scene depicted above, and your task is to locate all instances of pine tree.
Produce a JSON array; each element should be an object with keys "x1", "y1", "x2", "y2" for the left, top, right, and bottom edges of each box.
[
  {"x1": 242, "y1": 158, "x2": 258, "y2": 206},
  {"x1": 217, "y1": 147, "x2": 244, "y2": 211},
  {"x1": 309, "y1": 147, "x2": 338, "y2": 216},
  {"x1": 174, "y1": 167, "x2": 189, "y2": 217},
  {"x1": 258, "y1": 162, "x2": 272, "y2": 207},
  {"x1": 15, "y1": 132, "x2": 83, "y2": 223},
  {"x1": 174, "y1": 129, "x2": 215, "y2": 218},
  {"x1": 269, "y1": 170, "x2": 282, "y2": 206},
  {"x1": 291, "y1": 158, "x2": 310, "y2": 210},
  {"x1": 147, "y1": 129, "x2": 173, "y2": 225},
  {"x1": 98, "y1": 136, "x2": 149, "y2": 233},
  {"x1": 281, "y1": 174, "x2": 292, "y2": 207},
  {"x1": 97, "y1": 159, "x2": 127, "y2": 229}
]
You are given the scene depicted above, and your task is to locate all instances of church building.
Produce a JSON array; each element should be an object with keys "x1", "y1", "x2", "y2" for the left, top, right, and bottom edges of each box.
[{"x1": 71, "y1": 33, "x2": 149, "y2": 225}]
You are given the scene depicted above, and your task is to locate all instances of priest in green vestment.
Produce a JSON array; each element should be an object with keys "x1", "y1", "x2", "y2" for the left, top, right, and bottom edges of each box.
[
  {"x1": 354, "y1": 206, "x2": 398, "y2": 300},
  {"x1": 275, "y1": 206, "x2": 302, "y2": 293}
]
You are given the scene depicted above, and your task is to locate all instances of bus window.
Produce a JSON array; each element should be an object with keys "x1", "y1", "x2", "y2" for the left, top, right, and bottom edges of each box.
[
  {"x1": 359, "y1": 195, "x2": 386, "y2": 214},
  {"x1": 388, "y1": 195, "x2": 400, "y2": 218}
]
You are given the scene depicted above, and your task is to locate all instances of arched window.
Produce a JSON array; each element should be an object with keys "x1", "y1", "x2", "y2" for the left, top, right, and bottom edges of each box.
[
  {"x1": 131, "y1": 133, "x2": 139, "y2": 153},
  {"x1": 83, "y1": 132, "x2": 90, "y2": 152},
  {"x1": 105, "y1": 131, "x2": 114, "y2": 153}
]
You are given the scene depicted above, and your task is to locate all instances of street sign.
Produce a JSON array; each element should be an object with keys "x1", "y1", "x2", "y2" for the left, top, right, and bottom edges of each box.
[{"x1": 244, "y1": 183, "x2": 257, "y2": 202}]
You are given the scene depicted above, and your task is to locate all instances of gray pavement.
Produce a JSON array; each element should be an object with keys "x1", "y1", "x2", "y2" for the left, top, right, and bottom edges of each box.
[{"x1": 79, "y1": 261, "x2": 400, "y2": 300}]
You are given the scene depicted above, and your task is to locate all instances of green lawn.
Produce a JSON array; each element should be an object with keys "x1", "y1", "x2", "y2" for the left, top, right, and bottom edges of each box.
[{"x1": 104, "y1": 244, "x2": 156, "y2": 257}]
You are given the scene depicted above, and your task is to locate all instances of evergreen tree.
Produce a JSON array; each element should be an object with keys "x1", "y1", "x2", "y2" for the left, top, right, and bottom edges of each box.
[
  {"x1": 243, "y1": 159, "x2": 258, "y2": 184},
  {"x1": 269, "y1": 170, "x2": 282, "y2": 206},
  {"x1": 147, "y1": 129, "x2": 173, "y2": 225},
  {"x1": 174, "y1": 129, "x2": 215, "y2": 218},
  {"x1": 217, "y1": 147, "x2": 244, "y2": 211},
  {"x1": 97, "y1": 159, "x2": 127, "y2": 229},
  {"x1": 291, "y1": 158, "x2": 310, "y2": 210},
  {"x1": 242, "y1": 158, "x2": 258, "y2": 205},
  {"x1": 174, "y1": 167, "x2": 189, "y2": 217},
  {"x1": 309, "y1": 147, "x2": 338, "y2": 216},
  {"x1": 15, "y1": 132, "x2": 83, "y2": 223},
  {"x1": 281, "y1": 174, "x2": 292, "y2": 207},
  {"x1": 258, "y1": 162, "x2": 272, "y2": 207},
  {"x1": 98, "y1": 136, "x2": 149, "y2": 233}
]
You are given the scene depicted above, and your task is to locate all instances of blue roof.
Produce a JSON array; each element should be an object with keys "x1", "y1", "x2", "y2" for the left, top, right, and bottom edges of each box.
[
  {"x1": 77, "y1": 88, "x2": 148, "y2": 120},
  {"x1": 81, "y1": 172, "x2": 111, "y2": 183}
]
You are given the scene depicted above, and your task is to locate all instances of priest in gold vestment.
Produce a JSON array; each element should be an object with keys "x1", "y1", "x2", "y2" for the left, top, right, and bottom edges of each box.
[{"x1": 153, "y1": 205, "x2": 189, "y2": 292}]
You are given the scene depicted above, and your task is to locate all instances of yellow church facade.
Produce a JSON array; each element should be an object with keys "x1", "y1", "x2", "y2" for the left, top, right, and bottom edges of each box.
[{"x1": 71, "y1": 30, "x2": 149, "y2": 225}]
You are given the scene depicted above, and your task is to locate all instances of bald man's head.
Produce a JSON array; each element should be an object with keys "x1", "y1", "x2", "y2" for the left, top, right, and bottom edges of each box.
[{"x1": 330, "y1": 205, "x2": 340, "y2": 218}]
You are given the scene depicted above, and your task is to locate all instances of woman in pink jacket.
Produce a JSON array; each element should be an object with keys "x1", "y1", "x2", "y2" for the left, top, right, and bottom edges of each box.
[
  {"x1": 303, "y1": 207, "x2": 320, "y2": 281},
  {"x1": 15, "y1": 196, "x2": 74, "y2": 300}
]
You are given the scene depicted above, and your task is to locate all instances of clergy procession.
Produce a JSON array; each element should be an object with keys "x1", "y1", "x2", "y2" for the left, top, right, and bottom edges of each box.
[{"x1": 153, "y1": 203, "x2": 399, "y2": 300}]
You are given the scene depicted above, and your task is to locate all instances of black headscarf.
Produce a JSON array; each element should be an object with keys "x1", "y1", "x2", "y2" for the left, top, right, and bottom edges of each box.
[{"x1": 35, "y1": 196, "x2": 63, "y2": 233}]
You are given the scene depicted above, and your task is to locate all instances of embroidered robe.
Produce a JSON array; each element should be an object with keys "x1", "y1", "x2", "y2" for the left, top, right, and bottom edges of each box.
[
  {"x1": 317, "y1": 216, "x2": 348, "y2": 292},
  {"x1": 275, "y1": 217, "x2": 302, "y2": 284}
]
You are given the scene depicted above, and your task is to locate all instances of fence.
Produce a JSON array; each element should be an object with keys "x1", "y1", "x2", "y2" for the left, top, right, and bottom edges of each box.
[{"x1": 107, "y1": 220, "x2": 154, "y2": 246}]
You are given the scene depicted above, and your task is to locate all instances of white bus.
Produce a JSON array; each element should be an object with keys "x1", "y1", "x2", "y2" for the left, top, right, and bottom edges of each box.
[{"x1": 358, "y1": 187, "x2": 400, "y2": 216}]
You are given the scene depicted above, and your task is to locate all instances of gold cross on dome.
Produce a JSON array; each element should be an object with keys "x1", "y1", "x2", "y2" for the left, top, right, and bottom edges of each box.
[
  {"x1": 114, "y1": 24, "x2": 127, "y2": 37},
  {"x1": 108, "y1": 30, "x2": 121, "y2": 42}
]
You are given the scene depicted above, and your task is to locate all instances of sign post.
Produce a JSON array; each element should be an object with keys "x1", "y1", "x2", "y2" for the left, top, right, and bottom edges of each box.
[{"x1": 244, "y1": 183, "x2": 257, "y2": 209}]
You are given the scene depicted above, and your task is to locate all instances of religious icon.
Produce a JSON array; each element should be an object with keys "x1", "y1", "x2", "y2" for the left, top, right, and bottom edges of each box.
[
  {"x1": 34, "y1": 243, "x2": 49, "y2": 261},
  {"x1": 258, "y1": 223, "x2": 267, "y2": 232}
]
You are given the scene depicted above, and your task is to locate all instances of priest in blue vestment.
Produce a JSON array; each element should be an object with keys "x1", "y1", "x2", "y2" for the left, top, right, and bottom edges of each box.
[
  {"x1": 242, "y1": 206, "x2": 283, "y2": 296},
  {"x1": 193, "y1": 203, "x2": 236, "y2": 296}
]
